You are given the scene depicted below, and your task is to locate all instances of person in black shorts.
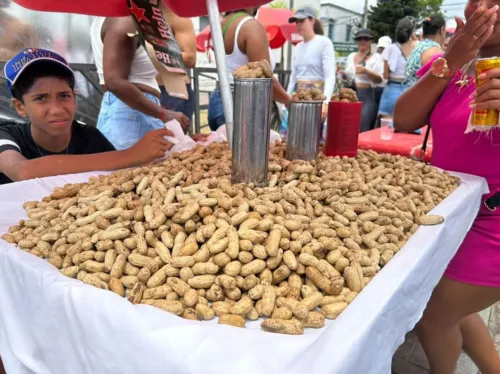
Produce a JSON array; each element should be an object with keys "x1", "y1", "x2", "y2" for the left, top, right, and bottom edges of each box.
[{"x1": 0, "y1": 48, "x2": 175, "y2": 185}]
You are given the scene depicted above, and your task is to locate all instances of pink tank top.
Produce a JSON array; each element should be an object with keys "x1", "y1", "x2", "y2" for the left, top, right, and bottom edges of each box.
[{"x1": 418, "y1": 56, "x2": 500, "y2": 191}]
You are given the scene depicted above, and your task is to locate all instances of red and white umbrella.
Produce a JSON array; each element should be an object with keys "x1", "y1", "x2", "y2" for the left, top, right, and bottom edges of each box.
[
  {"x1": 279, "y1": 22, "x2": 303, "y2": 46},
  {"x1": 12, "y1": 0, "x2": 270, "y2": 17}
]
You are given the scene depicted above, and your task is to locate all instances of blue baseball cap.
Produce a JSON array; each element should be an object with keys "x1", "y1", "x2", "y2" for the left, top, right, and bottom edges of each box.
[{"x1": 4, "y1": 48, "x2": 73, "y2": 95}]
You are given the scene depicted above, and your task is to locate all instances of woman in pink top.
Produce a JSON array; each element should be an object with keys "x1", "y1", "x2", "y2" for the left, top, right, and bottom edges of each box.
[{"x1": 394, "y1": 2, "x2": 500, "y2": 372}]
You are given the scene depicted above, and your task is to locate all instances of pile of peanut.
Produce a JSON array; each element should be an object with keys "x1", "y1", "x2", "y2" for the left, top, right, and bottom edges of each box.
[
  {"x1": 0, "y1": 143, "x2": 459, "y2": 335},
  {"x1": 232, "y1": 60, "x2": 273, "y2": 79},
  {"x1": 291, "y1": 87, "x2": 327, "y2": 102},
  {"x1": 331, "y1": 88, "x2": 359, "y2": 103}
]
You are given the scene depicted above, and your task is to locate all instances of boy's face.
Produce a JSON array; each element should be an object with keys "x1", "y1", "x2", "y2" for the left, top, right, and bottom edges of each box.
[{"x1": 12, "y1": 76, "x2": 76, "y2": 136}]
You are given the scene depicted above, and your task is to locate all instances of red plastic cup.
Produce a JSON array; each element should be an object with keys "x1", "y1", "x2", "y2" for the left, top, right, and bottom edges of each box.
[{"x1": 324, "y1": 101, "x2": 363, "y2": 158}]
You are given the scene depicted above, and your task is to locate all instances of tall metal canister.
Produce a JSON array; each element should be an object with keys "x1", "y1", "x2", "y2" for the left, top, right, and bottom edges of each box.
[{"x1": 232, "y1": 77, "x2": 273, "y2": 185}]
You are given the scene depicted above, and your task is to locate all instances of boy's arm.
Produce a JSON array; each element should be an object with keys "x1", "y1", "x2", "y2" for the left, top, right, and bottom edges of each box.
[{"x1": 0, "y1": 129, "x2": 173, "y2": 182}]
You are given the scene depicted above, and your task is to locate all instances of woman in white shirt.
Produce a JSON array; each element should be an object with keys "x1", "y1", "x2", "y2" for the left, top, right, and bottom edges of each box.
[
  {"x1": 287, "y1": 7, "x2": 336, "y2": 118},
  {"x1": 378, "y1": 17, "x2": 416, "y2": 118},
  {"x1": 345, "y1": 29, "x2": 384, "y2": 132}
]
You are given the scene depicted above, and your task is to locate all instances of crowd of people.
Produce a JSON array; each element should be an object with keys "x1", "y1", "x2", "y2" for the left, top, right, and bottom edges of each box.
[
  {"x1": 340, "y1": 14, "x2": 449, "y2": 132},
  {"x1": 2, "y1": 2, "x2": 500, "y2": 374}
]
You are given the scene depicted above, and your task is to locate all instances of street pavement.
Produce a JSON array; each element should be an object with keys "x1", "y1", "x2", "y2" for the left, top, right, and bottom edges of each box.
[{"x1": 392, "y1": 305, "x2": 499, "y2": 374}]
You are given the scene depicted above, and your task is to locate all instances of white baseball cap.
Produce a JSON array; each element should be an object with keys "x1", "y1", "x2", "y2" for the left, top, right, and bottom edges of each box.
[{"x1": 377, "y1": 36, "x2": 392, "y2": 49}]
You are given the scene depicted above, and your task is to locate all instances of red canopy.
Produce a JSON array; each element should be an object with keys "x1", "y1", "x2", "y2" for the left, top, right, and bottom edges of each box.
[
  {"x1": 197, "y1": 26, "x2": 212, "y2": 52},
  {"x1": 196, "y1": 7, "x2": 301, "y2": 52},
  {"x1": 258, "y1": 7, "x2": 294, "y2": 49},
  {"x1": 12, "y1": 0, "x2": 271, "y2": 17},
  {"x1": 279, "y1": 23, "x2": 303, "y2": 45}
]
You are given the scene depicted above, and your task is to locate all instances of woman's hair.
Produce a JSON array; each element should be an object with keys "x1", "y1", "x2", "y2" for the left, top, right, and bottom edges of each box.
[
  {"x1": 395, "y1": 17, "x2": 414, "y2": 44},
  {"x1": 313, "y1": 18, "x2": 324, "y2": 35},
  {"x1": 422, "y1": 15, "x2": 446, "y2": 37}
]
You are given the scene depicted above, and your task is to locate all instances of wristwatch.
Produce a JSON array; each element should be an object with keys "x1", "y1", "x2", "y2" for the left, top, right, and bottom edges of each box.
[{"x1": 431, "y1": 57, "x2": 455, "y2": 79}]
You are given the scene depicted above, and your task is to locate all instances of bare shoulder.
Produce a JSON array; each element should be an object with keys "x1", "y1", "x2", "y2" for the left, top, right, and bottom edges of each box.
[
  {"x1": 242, "y1": 18, "x2": 263, "y2": 29},
  {"x1": 421, "y1": 46, "x2": 442, "y2": 64},
  {"x1": 239, "y1": 18, "x2": 265, "y2": 37}
]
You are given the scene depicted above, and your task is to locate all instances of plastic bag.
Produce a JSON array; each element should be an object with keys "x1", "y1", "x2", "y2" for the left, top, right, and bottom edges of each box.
[
  {"x1": 162, "y1": 122, "x2": 282, "y2": 159},
  {"x1": 197, "y1": 125, "x2": 228, "y2": 145},
  {"x1": 197, "y1": 125, "x2": 282, "y2": 146},
  {"x1": 164, "y1": 120, "x2": 196, "y2": 157},
  {"x1": 279, "y1": 108, "x2": 288, "y2": 138},
  {"x1": 465, "y1": 111, "x2": 500, "y2": 134}
]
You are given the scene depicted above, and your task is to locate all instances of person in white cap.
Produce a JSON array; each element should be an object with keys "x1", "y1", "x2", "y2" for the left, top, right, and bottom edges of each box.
[
  {"x1": 377, "y1": 35, "x2": 392, "y2": 55},
  {"x1": 375, "y1": 36, "x2": 392, "y2": 115}
]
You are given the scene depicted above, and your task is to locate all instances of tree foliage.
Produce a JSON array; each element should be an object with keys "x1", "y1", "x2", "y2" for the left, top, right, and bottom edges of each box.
[
  {"x1": 268, "y1": 0, "x2": 289, "y2": 9},
  {"x1": 367, "y1": 0, "x2": 444, "y2": 41}
]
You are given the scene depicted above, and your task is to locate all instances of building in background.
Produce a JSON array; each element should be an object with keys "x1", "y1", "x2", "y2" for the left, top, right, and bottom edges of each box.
[
  {"x1": 320, "y1": 2, "x2": 361, "y2": 59},
  {"x1": 321, "y1": 0, "x2": 376, "y2": 15}
]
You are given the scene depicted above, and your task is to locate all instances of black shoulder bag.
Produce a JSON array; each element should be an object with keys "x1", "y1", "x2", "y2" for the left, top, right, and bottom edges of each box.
[{"x1": 419, "y1": 126, "x2": 431, "y2": 163}]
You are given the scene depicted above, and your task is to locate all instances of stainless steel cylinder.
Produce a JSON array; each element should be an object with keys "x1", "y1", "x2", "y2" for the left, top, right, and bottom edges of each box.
[
  {"x1": 206, "y1": 0, "x2": 234, "y2": 149},
  {"x1": 287, "y1": 101, "x2": 323, "y2": 160},
  {"x1": 232, "y1": 78, "x2": 273, "y2": 185}
]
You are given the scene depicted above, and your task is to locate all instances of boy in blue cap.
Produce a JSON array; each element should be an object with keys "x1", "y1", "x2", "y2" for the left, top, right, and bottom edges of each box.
[{"x1": 0, "y1": 48, "x2": 174, "y2": 184}]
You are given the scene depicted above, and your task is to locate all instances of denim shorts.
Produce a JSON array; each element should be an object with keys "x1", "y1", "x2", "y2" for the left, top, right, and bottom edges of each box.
[
  {"x1": 97, "y1": 91, "x2": 165, "y2": 150},
  {"x1": 208, "y1": 86, "x2": 226, "y2": 131},
  {"x1": 378, "y1": 81, "x2": 409, "y2": 116},
  {"x1": 356, "y1": 87, "x2": 376, "y2": 133}
]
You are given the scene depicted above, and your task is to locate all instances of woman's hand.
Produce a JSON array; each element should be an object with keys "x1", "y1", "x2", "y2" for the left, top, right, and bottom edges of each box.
[
  {"x1": 283, "y1": 94, "x2": 292, "y2": 108},
  {"x1": 161, "y1": 109, "x2": 190, "y2": 130},
  {"x1": 444, "y1": 5, "x2": 498, "y2": 72},
  {"x1": 355, "y1": 65, "x2": 366, "y2": 75},
  {"x1": 471, "y1": 68, "x2": 500, "y2": 110},
  {"x1": 192, "y1": 133, "x2": 209, "y2": 142},
  {"x1": 321, "y1": 103, "x2": 328, "y2": 122}
]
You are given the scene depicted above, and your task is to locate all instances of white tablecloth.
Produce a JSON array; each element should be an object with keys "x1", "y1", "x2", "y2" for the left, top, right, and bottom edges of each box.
[{"x1": 0, "y1": 171, "x2": 488, "y2": 374}]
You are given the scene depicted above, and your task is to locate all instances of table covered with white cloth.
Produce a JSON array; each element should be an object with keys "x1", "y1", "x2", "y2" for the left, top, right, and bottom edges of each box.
[{"x1": 0, "y1": 171, "x2": 488, "y2": 374}]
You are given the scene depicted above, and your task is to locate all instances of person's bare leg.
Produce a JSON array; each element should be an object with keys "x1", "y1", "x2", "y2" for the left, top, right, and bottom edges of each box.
[
  {"x1": 460, "y1": 313, "x2": 500, "y2": 374},
  {"x1": 0, "y1": 356, "x2": 6, "y2": 374},
  {"x1": 416, "y1": 276, "x2": 500, "y2": 374},
  {"x1": 416, "y1": 314, "x2": 463, "y2": 373}
]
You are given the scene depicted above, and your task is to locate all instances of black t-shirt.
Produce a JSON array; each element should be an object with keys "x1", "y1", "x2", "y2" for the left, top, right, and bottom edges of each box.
[{"x1": 0, "y1": 121, "x2": 115, "y2": 184}]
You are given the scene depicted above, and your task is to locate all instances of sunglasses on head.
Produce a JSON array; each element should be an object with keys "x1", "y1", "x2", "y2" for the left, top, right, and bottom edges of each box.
[{"x1": 356, "y1": 37, "x2": 372, "y2": 41}]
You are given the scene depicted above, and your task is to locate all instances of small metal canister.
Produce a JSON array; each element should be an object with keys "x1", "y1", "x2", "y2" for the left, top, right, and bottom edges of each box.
[
  {"x1": 286, "y1": 100, "x2": 323, "y2": 160},
  {"x1": 232, "y1": 77, "x2": 273, "y2": 185}
]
